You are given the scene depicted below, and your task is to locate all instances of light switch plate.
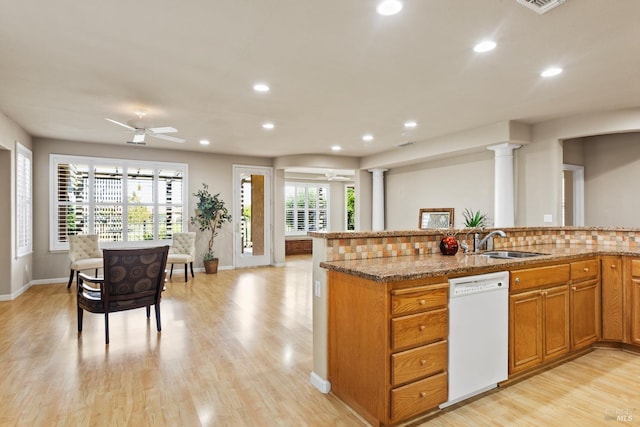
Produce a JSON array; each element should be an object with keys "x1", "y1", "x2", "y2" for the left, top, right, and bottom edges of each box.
[
  {"x1": 314, "y1": 280, "x2": 321, "y2": 297},
  {"x1": 543, "y1": 214, "x2": 553, "y2": 223}
]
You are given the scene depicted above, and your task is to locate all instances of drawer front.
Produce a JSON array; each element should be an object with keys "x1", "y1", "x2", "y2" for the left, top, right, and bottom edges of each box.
[
  {"x1": 631, "y1": 259, "x2": 640, "y2": 277},
  {"x1": 391, "y1": 285, "x2": 448, "y2": 315},
  {"x1": 391, "y1": 340, "x2": 447, "y2": 386},
  {"x1": 510, "y1": 264, "x2": 570, "y2": 292},
  {"x1": 570, "y1": 259, "x2": 599, "y2": 281},
  {"x1": 391, "y1": 308, "x2": 448, "y2": 350},
  {"x1": 391, "y1": 372, "x2": 448, "y2": 421}
]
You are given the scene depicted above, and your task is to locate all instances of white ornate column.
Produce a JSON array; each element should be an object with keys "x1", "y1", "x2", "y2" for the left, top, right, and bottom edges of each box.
[
  {"x1": 487, "y1": 143, "x2": 521, "y2": 227},
  {"x1": 368, "y1": 168, "x2": 387, "y2": 231}
]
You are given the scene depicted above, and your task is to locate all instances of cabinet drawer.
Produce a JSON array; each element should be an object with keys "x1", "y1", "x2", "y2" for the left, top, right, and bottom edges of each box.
[
  {"x1": 391, "y1": 285, "x2": 448, "y2": 315},
  {"x1": 570, "y1": 259, "x2": 599, "y2": 281},
  {"x1": 391, "y1": 340, "x2": 447, "y2": 386},
  {"x1": 391, "y1": 372, "x2": 447, "y2": 421},
  {"x1": 510, "y1": 264, "x2": 570, "y2": 292},
  {"x1": 391, "y1": 308, "x2": 448, "y2": 350}
]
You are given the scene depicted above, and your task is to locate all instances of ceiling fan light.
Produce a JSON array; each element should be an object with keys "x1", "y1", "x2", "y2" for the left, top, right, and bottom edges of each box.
[
  {"x1": 377, "y1": 0, "x2": 403, "y2": 16},
  {"x1": 132, "y1": 132, "x2": 145, "y2": 143}
]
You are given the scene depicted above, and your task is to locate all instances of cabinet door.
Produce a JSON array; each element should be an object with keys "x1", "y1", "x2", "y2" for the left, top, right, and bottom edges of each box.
[
  {"x1": 630, "y1": 263, "x2": 640, "y2": 345},
  {"x1": 601, "y1": 256, "x2": 623, "y2": 341},
  {"x1": 571, "y1": 279, "x2": 600, "y2": 349},
  {"x1": 542, "y1": 285, "x2": 570, "y2": 361},
  {"x1": 509, "y1": 290, "x2": 543, "y2": 374}
]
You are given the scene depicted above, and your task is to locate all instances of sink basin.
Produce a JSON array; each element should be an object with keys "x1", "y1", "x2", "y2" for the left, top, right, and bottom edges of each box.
[{"x1": 476, "y1": 250, "x2": 546, "y2": 259}]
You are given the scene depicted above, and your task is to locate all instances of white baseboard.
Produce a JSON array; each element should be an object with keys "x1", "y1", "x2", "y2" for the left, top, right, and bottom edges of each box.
[{"x1": 310, "y1": 371, "x2": 331, "y2": 394}]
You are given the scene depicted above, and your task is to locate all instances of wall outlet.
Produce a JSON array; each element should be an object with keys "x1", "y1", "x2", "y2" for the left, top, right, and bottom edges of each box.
[
  {"x1": 544, "y1": 214, "x2": 553, "y2": 223},
  {"x1": 314, "y1": 280, "x2": 321, "y2": 297}
]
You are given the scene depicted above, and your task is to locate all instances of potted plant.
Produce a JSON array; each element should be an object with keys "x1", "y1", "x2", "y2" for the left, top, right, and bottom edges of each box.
[
  {"x1": 462, "y1": 208, "x2": 488, "y2": 228},
  {"x1": 190, "y1": 183, "x2": 232, "y2": 274}
]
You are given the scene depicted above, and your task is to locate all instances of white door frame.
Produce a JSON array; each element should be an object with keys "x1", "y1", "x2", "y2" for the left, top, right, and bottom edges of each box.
[
  {"x1": 563, "y1": 164, "x2": 585, "y2": 226},
  {"x1": 233, "y1": 165, "x2": 273, "y2": 268}
]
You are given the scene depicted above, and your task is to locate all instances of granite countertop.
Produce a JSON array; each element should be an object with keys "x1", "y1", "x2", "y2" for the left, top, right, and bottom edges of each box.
[{"x1": 320, "y1": 244, "x2": 640, "y2": 282}]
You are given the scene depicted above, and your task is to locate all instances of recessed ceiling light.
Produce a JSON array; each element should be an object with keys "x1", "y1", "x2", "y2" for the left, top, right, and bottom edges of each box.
[
  {"x1": 331, "y1": 145, "x2": 342, "y2": 152},
  {"x1": 199, "y1": 139, "x2": 210, "y2": 145},
  {"x1": 253, "y1": 83, "x2": 270, "y2": 92},
  {"x1": 376, "y1": 0, "x2": 403, "y2": 16},
  {"x1": 404, "y1": 121, "x2": 417, "y2": 128},
  {"x1": 262, "y1": 122, "x2": 275, "y2": 130},
  {"x1": 362, "y1": 134, "x2": 374, "y2": 142},
  {"x1": 541, "y1": 67, "x2": 563, "y2": 77},
  {"x1": 473, "y1": 40, "x2": 497, "y2": 53}
]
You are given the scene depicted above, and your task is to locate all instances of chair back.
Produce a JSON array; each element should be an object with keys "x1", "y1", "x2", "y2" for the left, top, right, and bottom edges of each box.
[
  {"x1": 102, "y1": 246, "x2": 169, "y2": 312},
  {"x1": 169, "y1": 232, "x2": 196, "y2": 257},
  {"x1": 69, "y1": 234, "x2": 103, "y2": 262}
]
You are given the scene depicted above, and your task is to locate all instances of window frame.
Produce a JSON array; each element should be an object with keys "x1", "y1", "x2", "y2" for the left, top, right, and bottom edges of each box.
[
  {"x1": 284, "y1": 181, "x2": 329, "y2": 236},
  {"x1": 16, "y1": 142, "x2": 33, "y2": 257},
  {"x1": 49, "y1": 154, "x2": 188, "y2": 251}
]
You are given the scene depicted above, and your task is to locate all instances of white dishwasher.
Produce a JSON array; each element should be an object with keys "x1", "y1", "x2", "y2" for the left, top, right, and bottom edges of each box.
[{"x1": 440, "y1": 271, "x2": 509, "y2": 408}]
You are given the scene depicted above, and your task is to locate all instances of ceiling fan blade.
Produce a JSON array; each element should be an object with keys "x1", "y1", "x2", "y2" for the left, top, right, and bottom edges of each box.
[
  {"x1": 148, "y1": 126, "x2": 177, "y2": 134},
  {"x1": 105, "y1": 118, "x2": 136, "y2": 131},
  {"x1": 151, "y1": 133, "x2": 186, "y2": 143}
]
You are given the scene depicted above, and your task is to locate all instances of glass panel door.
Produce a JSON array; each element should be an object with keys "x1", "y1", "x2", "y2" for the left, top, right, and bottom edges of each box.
[{"x1": 233, "y1": 165, "x2": 272, "y2": 267}]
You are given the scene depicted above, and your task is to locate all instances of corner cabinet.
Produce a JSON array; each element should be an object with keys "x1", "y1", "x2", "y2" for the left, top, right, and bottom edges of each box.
[
  {"x1": 328, "y1": 270, "x2": 448, "y2": 426},
  {"x1": 601, "y1": 256, "x2": 623, "y2": 341}
]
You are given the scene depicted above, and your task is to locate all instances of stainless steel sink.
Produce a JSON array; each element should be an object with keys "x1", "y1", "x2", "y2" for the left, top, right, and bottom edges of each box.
[{"x1": 476, "y1": 250, "x2": 546, "y2": 259}]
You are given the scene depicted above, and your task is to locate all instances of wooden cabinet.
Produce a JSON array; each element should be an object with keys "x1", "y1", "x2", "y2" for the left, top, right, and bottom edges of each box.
[
  {"x1": 328, "y1": 271, "x2": 448, "y2": 426},
  {"x1": 509, "y1": 284, "x2": 569, "y2": 374},
  {"x1": 284, "y1": 239, "x2": 312, "y2": 255},
  {"x1": 601, "y1": 256, "x2": 623, "y2": 341},
  {"x1": 509, "y1": 264, "x2": 570, "y2": 375},
  {"x1": 569, "y1": 259, "x2": 600, "y2": 350},
  {"x1": 626, "y1": 258, "x2": 640, "y2": 345}
]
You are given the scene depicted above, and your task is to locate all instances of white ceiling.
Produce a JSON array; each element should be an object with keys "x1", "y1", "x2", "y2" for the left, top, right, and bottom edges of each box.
[{"x1": 0, "y1": 0, "x2": 638, "y2": 159}]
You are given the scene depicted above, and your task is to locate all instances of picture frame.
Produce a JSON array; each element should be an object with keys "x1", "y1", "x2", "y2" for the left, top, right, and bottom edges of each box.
[{"x1": 418, "y1": 208, "x2": 454, "y2": 229}]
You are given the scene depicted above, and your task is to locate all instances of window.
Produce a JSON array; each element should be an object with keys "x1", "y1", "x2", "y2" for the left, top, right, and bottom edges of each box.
[
  {"x1": 285, "y1": 182, "x2": 328, "y2": 235},
  {"x1": 50, "y1": 154, "x2": 187, "y2": 250},
  {"x1": 16, "y1": 143, "x2": 32, "y2": 257}
]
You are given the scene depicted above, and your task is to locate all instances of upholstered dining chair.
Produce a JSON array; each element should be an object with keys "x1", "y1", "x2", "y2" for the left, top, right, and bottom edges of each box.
[
  {"x1": 166, "y1": 232, "x2": 196, "y2": 282},
  {"x1": 67, "y1": 234, "x2": 103, "y2": 288},
  {"x1": 77, "y1": 245, "x2": 169, "y2": 345}
]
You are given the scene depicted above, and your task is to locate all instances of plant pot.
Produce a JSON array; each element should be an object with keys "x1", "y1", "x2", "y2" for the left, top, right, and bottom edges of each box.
[{"x1": 204, "y1": 258, "x2": 219, "y2": 274}]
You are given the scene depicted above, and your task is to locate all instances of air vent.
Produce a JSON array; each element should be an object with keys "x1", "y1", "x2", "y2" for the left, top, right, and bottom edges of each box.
[
  {"x1": 517, "y1": 0, "x2": 566, "y2": 14},
  {"x1": 396, "y1": 141, "x2": 415, "y2": 148}
]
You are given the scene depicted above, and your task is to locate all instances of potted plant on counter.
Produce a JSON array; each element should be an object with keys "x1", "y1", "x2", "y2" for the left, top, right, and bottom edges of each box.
[{"x1": 190, "y1": 183, "x2": 232, "y2": 274}]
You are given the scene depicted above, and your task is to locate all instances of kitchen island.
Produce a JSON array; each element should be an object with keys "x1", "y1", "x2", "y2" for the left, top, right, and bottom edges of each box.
[{"x1": 312, "y1": 228, "x2": 640, "y2": 426}]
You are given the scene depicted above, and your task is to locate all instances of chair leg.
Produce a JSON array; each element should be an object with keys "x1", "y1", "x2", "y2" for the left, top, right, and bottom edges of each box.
[
  {"x1": 169, "y1": 264, "x2": 174, "y2": 278},
  {"x1": 146, "y1": 305, "x2": 151, "y2": 318},
  {"x1": 184, "y1": 264, "x2": 188, "y2": 282},
  {"x1": 155, "y1": 303, "x2": 162, "y2": 332},
  {"x1": 190, "y1": 262, "x2": 195, "y2": 278},
  {"x1": 104, "y1": 313, "x2": 110, "y2": 345},
  {"x1": 67, "y1": 269, "x2": 75, "y2": 288},
  {"x1": 77, "y1": 307, "x2": 83, "y2": 333}
]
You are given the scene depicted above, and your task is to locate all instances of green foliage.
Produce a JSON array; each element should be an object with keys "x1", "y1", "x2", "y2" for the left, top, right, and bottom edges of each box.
[
  {"x1": 462, "y1": 208, "x2": 487, "y2": 228},
  {"x1": 346, "y1": 187, "x2": 355, "y2": 230},
  {"x1": 190, "y1": 183, "x2": 232, "y2": 260}
]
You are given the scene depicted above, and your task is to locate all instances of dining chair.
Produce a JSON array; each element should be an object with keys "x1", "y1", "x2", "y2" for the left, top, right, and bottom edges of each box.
[
  {"x1": 77, "y1": 245, "x2": 169, "y2": 345},
  {"x1": 67, "y1": 234, "x2": 103, "y2": 288},
  {"x1": 166, "y1": 232, "x2": 196, "y2": 282}
]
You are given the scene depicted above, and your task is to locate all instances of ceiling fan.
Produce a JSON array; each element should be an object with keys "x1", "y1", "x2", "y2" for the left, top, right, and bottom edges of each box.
[
  {"x1": 323, "y1": 172, "x2": 352, "y2": 181},
  {"x1": 105, "y1": 118, "x2": 186, "y2": 145}
]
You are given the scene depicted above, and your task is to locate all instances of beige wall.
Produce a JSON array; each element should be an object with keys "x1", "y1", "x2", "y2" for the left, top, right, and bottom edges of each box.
[
  {"x1": 385, "y1": 151, "x2": 495, "y2": 229},
  {"x1": 580, "y1": 132, "x2": 640, "y2": 227},
  {"x1": 32, "y1": 138, "x2": 273, "y2": 282},
  {"x1": 0, "y1": 111, "x2": 33, "y2": 299}
]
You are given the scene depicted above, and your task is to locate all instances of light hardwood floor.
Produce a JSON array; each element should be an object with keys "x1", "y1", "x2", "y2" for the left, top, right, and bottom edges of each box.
[{"x1": 1, "y1": 255, "x2": 638, "y2": 426}]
